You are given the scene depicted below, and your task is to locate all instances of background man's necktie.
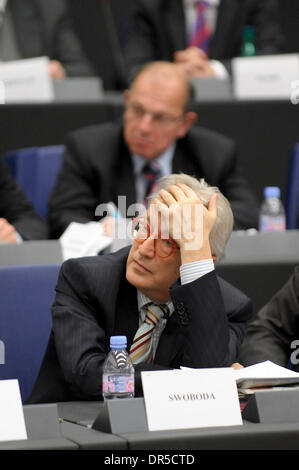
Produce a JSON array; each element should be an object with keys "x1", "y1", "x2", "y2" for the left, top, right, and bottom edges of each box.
[
  {"x1": 142, "y1": 161, "x2": 161, "y2": 206},
  {"x1": 188, "y1": 1, "x2": 212, "y2": 54},
  {"x1": 130, "y1": 303, "x2": 169, "y2": 364}
]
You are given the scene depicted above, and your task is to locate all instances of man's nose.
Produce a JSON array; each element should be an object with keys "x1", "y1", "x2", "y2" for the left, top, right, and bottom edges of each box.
[
  {"x1": 138, "y1": 112, "x2": 154, "y2": 132},
  {"x1": 138, "y1": 236, "x2": 155, "y2": 257}
]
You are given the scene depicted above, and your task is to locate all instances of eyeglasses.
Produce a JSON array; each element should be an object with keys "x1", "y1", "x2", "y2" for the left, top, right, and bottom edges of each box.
[
  {"x1": 131, "y1": 217, "x2": 179, "y2": 258},
  {"x1": 126, "y1": 103, "x2": 184, "y2": 128}
]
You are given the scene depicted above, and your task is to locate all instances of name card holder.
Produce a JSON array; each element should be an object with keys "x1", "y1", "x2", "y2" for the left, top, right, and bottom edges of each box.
[
  {"x1": 242, "y1": 387, "x2": 299, "y2": 424},
  {"x1": 92, "y1": 397, "x2": 148, "y2": 434}
]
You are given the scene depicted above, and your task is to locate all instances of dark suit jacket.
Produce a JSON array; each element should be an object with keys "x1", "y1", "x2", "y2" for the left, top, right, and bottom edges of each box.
[
  {"x1": 27, "y1": 246, "x2": 252, "y2": 403},
  {"x1": 238, "y1": 266, "x2": 299, "y2": 372},
  {"x1": 0, "y1": 157, "x2": 48, "y2": 240},
  {"x1": 124, "y1": 0, "x2": 285, "y2": 79},
  {"x1": 7, "y1": 0, "x2": 94, "y2": 77},
  {"x1": 48, "y1": 121, "x2": 259, "y2": 238}
]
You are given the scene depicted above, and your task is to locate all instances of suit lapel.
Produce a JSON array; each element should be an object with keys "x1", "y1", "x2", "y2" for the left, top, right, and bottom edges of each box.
[
  {"x1": 111, "y1": 140, "x2": 136, "y2": 216},
  {"x1": 113, "y1": 269, "x2": 139, "y2": 350},
  {"x1": 95, "y1": 247, "x2": 139, "y2": 350},
  {"x1": 209, "y1": 0, "x2": 242, "y2": 58},
  {"x1": 164, "y1": 0, "x2": 187, "y2": 54},
  {"x1": 155, "y1": 311, "x2": 186, "y2": 366},
  {"x1": 172, "y1": 137, "x2": 201, "y2": 176},
  {"x1": 10, "y1": 0, "x2": 45, "y2": 58}
]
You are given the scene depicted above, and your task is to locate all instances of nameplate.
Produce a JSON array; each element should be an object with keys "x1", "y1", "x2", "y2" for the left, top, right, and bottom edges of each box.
[
  {"x1": 141, "y1": 368, "x2": 242, "y2": 431},
  {"x1": 0, "y1": 57, "x2": 54, "y2": 103},
  {"x1": 232, "y1": 53, "x2": 299, "y2": 100},
  {"x1": 0, "y1": 380, "x2": 27, "y2": 442}
]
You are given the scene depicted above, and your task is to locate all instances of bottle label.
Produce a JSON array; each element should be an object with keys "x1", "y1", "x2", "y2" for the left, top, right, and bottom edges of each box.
[
  {"x1": 102, "y1": 374, "x2": 134, "y2": 394},
  {"x1": 259, "y1": 215, "x2": 286, "y2": 232}
]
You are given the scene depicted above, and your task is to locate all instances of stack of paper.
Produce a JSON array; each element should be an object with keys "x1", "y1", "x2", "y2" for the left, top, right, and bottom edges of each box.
[{"x1": 234, "y1": 361, "x2": 299, "y2": 392}]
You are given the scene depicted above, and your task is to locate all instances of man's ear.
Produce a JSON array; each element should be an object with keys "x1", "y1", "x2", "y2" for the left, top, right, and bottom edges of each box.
[
  {"x1": 177, "y1": 111, "x2": 198, "y2": 138},
  {"x1": 212, "y1": 255, "x2": 217, "y2": 265},
  {"x1": 123, "y1": 89, "x2": 130, "y2": 106}
]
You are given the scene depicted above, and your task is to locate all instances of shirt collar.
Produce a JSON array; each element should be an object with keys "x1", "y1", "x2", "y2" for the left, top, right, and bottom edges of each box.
[
  {"x1": 137, "y1": 290, "x2": 173, "y2": 317},
  {"x1": 184, "y1": 0, "x2": 219, "y2": 7},
  {"x1": 131, "y1": 142, "x2": 176, "y2": 177}
]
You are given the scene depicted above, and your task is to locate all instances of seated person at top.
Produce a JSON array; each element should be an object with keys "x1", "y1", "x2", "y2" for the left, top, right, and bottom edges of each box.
[
  {"x1": 0, "y1": 0, "x2": 95, "y2": 79},
  {"x1": 48, "y1": 60, "x2": 259, "y2": 238},
  {"x1": 0, "y1": 156, "x2": 48, "y2": 242},
  {"x1": 27, "y1": 174, "x2": 252, "y2": 403},
  {"x1": 124, "y1": 0, "x2": 285, "y2": 80}
]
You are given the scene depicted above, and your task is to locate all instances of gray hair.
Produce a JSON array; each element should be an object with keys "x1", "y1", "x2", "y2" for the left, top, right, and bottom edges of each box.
[{"x1": 148, "y1": 173, "x2": 234, "y2": 260}]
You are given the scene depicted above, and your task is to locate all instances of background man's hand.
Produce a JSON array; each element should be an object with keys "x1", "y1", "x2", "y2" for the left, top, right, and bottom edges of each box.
[
  {"x1": 0, "y1": 218, "x2": 18, "y2": 243},
  {"x1": 174, "y1": 47, "x2": 216, "y2": 78},
  {"x1": 48, "y1": 60, "x2": 67, "y2": 80},
  {"x1": 231, "y1": 363, "x2": 244, "y2": 370}
]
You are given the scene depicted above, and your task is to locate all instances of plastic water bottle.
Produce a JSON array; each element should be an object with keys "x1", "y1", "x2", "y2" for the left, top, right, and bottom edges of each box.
[
  {"x1": 259, "y1": 186, "x2": 286, "y2": 232},
  {"x1": 102, "y1": 336, "x2": 134, "y2": 401},
  {"x1": 241, "y1": 25, "x2": 256, "y2": 57}
]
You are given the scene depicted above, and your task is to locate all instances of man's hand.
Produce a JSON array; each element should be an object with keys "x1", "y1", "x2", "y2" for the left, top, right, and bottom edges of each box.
[
  {"x1": 101, "y1": 216, "x2": 116, "y2": 238},
  {"x1": 0, "y1": 218, "x2": 18, "y2": 243},
  {"x1": 48, "y1": 60, "x2": 67, "y2": 80},
  {"x1": 231, "y1": 363, "x2": 244, "y2": 370},
  {"x1": 174, "y1": 47, "x2": 216, "y2": 78},
  {"x1": 152, "y1": 183, "x2": 217, "y2": 264}
]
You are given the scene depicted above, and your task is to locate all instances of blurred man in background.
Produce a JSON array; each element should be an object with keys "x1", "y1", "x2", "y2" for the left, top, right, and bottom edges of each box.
[
  {"x1": 0, "y1": 0, "x2": 95, "y2": 79},
  {"x1": 48, "y1": 61, "x2": 259, "y2": 238},
  {"x1": 0, "y1": 157, "x2": 48, "y2": 241},
  {"x1": 124, "y1": 0, "x2": 285, "y2": 81}
]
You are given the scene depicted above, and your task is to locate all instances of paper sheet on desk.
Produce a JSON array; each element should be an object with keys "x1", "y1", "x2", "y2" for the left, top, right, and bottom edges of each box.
[
  {"x1": 0, "y1": 380, "x2": 27, "y2": 442},
  {"x1": 59, "y1": 221, "x2": 113, "y2": 260},
  {"x1": 181, "y1": 361, "x2": 299, "y2": 390},
  {"x1": 234, "y1": 360, "x2": 299, "y2": 389}
]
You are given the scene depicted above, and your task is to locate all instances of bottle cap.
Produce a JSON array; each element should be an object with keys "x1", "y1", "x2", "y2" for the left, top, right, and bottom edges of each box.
[
  {"x1": 264, "y1": 186, "x2": 280, "y2": 199},
  {"x1": 110, "y1": 335, "x2": 127, "y2": 349}
]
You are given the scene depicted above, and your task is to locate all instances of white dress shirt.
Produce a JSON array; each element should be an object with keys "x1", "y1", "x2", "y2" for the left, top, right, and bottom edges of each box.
[
  {"x1": 131, "y1": 142, "x2": 176, "y2": 204},
  {"x1": 183, "y1": 0, "x2": 228, "y2": 79}
]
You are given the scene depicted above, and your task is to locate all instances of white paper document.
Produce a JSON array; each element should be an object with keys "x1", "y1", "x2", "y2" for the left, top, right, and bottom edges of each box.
[
  {"x1": 234, "y1": 360, "x2": 299, "y2": 389},
  {"x1": 141, "y1": 368, "x2": 242, "y2": 432},
  {"x1": 232, "y1": 53, "x2": 299, "y2": 100},
  {"x1": 60, "y1": 221, "x2": 113, "y2": 260},
  {"x1": 0, "y1": 57, "x2": 54, "y2": 103},
  {"x1": 0, "y1": 380, "x2": 27, "y2": 442}
]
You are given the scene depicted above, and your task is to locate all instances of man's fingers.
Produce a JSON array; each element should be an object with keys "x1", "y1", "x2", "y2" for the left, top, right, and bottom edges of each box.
[
  {"x1": 0, "y1": 218, "x2": 17, "y2": 243},
  {"x1": 158, "y1": 188, "x2": 177, "y2": 206},
  {"x1": 176, "y1": 183, "x2": 199, "y2": 200},
  {"x1": 166, "y1": 185, "x2": 188, "y2": 202},
  {"x1": 231, "y1": 362, "x2": 244, "y2": 370},
  {"x1": 208, "y1": 193, "x2": 218, "y2": 214}
]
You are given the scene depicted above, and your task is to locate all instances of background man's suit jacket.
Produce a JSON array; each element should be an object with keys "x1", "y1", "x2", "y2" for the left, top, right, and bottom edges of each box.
[
  {"x1": 238, "y1": 265, "x2": 299, "y2": 372},
  {"x1": 27, "y1": 246, "x2": 252, "y2": 404},
  {"x1": 7, "y1": 0, "x2": 94, "y2": 77},
  {"x1": 0, "y1": 157, "x2": 48, "y2": 240},
  {"x1": 48, "y1": 121, "x2": 259, "y2": 238},
  {"x1": 124, "y1": 0, "x2": 285, "y2": 79}
]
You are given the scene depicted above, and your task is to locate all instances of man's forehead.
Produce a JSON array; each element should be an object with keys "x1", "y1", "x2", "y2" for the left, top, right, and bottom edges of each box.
[
  {"x1": 145, "y1": 206, "x2": 172, "y2": 236},
  {"x1": 130, "y1": 73, "x2": 186, "y2": 105}
]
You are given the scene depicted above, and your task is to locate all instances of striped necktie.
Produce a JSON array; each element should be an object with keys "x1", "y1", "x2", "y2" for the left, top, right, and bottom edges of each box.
[
  {"x1": 142, "y1": 161, "x2": 161, "y2": 206},
  {"x1": 129, "y1": 303, "x2": 169, "y2": 364},
  {"x1": 188, "y1": 1, "x2": 212, "y2": 54}
]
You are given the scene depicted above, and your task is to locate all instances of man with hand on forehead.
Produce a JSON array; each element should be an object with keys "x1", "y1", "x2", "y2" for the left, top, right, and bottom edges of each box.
[{"x1": 27, "y1": 173, "x2": 251, "y2": 403}]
